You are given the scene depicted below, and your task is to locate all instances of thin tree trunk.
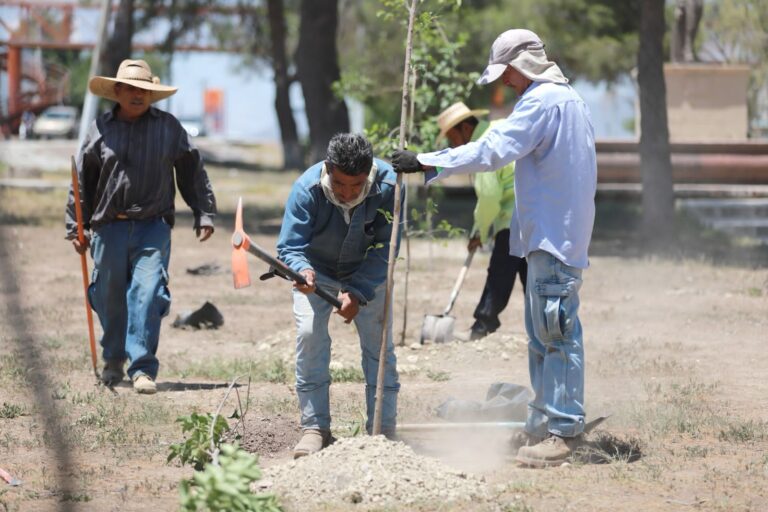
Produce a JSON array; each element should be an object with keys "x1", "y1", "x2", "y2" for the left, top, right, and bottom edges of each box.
[
  {"x1": 104, "y1": 0, "x2": 135, "y2": 75},
  {"x1": 296, "y1": 0, "x2": 350, "y2": 162},
  {"x1": 266, "y1": 0, "x2": 303, "y2": 169},
  {"x1": 399, "y1": 66, "x2": 417, "y2": 347},
  {"x1": 638, "y1": 0, "x2": 675, "y2": 242}
]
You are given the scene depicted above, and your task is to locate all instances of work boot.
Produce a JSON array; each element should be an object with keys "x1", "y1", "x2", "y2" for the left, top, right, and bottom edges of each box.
[
  {"x1": 454, "y1": 328, "x2": 486, "y2": 342},
  {"x1": 515, "y1": 434, "x2": 581, "y2": 467},
  {"x1": 293, "y1": 429, "x2": 332, "y2": 459},
  {"x1": 132, "y1": 374, "x2": 157, "y2": 395},
  {"x1": 508, "y1": 430, "x2": 545, "y2": 452},
  {"x1": 101, "y1": 359, "x2": 126, "y2": 386}
]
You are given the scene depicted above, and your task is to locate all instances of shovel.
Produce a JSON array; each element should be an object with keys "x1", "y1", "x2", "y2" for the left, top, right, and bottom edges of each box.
[{"x1": 420, "y1": 247, "x2": 476, "y2": 344}]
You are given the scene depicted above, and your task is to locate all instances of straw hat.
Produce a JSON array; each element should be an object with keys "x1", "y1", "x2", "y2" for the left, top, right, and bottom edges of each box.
[
  {"x1": 436, "y1": 102, "x2": 489, "y2": 139},
  {"x1": 88, "y1": 59, "x2": 177, "y2": 103}
]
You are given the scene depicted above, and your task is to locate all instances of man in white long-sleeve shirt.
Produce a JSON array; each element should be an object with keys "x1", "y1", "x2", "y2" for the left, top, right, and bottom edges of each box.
[{"x1": 392, "y1": 29, "x2": 597, "y2": 467}]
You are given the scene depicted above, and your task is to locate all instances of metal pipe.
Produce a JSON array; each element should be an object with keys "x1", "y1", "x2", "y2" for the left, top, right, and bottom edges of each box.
[
  {"x1": 396, "y1": 422, "x2": 526, "y2": 432},
  {"x1": 597, "y1": 153, "x2": 768, "y2": 184},
  {"x1": 78, "y1": 0, "x2": 111, "y2": 147}
]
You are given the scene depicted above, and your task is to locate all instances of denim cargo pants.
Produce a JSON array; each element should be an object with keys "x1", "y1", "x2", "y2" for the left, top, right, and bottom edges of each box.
[
  {"x1": 524, "y1": 250, "x2": 585, "y2": 438},
  {"x1": 88, "y1": 218, "x2": 171, "y2": 379}
]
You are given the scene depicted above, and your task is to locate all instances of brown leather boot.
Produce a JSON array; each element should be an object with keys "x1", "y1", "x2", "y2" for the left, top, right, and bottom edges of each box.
[
  {"x1": 515, "y1": 434, "x2": 581, "y2": 467},
  {"x1": 293, "y1": 429, "x2": 332, "y2": 459},
  {"x1": 508, "y1": 430, "x2": 545, "y2": 452}
]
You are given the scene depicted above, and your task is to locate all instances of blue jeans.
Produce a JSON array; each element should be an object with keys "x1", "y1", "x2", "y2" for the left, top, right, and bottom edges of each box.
[
  {"x1": 524, "y1": 250, "x2": 585, "y2": 438},
  {"x1": 292, "y1": 273, "x2": 400, "y2": 433},
  {"x1": 89, "y1": 219, "x2": 171, "y2": 379}
]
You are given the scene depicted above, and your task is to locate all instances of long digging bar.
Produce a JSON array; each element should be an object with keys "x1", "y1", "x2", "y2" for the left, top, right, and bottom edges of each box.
[
  {"x1": 231, "y1": 198, "x2": 342, "y2": 309},
  {"x1": 70, "y1": 156, "x2": 99, "y2": 378},
  {"x1": 397, "y1": 422, "x2": 526, "y2": 432},
  {"x1": 397, "y1": 416, "x2": 610, "y2": 434},
  {"x1": 372, "y1": 0, "x2": 419, "y2": 436}
]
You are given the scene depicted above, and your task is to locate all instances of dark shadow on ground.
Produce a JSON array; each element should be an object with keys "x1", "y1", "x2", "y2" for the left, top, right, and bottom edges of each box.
[
  {"x1": 590, "y1": 198, "x2": 768, "y2": 268},
  {"x1": 106, "y1": 380, "x2": 239, "y2": 392},
  {"x1": 157, "y1": 381, "x2": 241, "y2": 392},
  {"x1": 573, "y1": 430, "x2": 643, "y2": 464},
  {"x1": 0, "y1": 227, "x2": 78, "y2": 511}
]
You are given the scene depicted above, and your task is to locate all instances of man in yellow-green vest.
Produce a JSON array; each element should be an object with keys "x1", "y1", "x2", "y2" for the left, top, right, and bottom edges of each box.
[{"x1": 437, "y1": 102, "x2": 528, "y2": 341}]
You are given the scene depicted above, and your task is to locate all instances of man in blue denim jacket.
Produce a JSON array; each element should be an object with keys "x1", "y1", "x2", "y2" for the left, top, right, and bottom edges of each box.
[
  {"x1": 277, "y1": 133, "x2": 401, "y2": 458},
  {"x1": 392, "y1": 29, "x2": 596, "y2": 467}
]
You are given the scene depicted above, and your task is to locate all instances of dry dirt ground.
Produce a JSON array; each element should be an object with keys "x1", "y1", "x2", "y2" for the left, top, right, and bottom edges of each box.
[{"x1": 1, "y1": 141, "x2": 767, "y2": 511}]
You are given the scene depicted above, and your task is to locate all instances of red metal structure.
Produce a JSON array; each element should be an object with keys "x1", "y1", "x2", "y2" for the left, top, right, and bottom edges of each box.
[
  {"x1": 1, "y1": 1, "x2": 76, "y2": 134},
  {"x1": 1, "y1": 1, "x2": 246, "y2": 136}
]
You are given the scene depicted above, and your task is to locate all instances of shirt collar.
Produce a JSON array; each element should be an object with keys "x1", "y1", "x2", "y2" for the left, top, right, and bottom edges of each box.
[
  {"x1": 105, "y1": 104, "x2": 160, "y2": 122},
  {"x1": 522, "y1": 81, "x2": 543, "y2": 97}
]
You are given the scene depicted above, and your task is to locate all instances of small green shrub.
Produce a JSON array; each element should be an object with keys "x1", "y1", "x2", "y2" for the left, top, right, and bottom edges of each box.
[
  {"x1": 258, "y1": 359, "x2": 288, "y2": 384},
  {"x1": 179, "y1": 444, "x2": 282, "y2": 512},
  {"x1": 168, "y1": 413, "x2": 230, "y2": 470},
  {"x1": 426, "y1": 370, "x2": 451, "y2": 382},
  {"x1": 718, "y1": 420, "x2": 768, "y2": 443},
  {"x1": 330, "y1": 366, "x2": 365, "y2": 383},
  {"x1": 0, "y1": 402, "x2": 25, "y2": 419}
]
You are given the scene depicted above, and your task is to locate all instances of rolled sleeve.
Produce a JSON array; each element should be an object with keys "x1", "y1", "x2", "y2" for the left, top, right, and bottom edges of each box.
[
  {"x1": 174, "y1": 132, "x2": 217, "y2": 230},
  {"x1": 277, "y1": 186, "x2": 316, "y2": 274}
]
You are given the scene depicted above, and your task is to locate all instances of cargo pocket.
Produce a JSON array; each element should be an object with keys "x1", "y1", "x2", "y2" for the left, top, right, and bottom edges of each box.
[
  {"x1": 157, "y1": 268, "x2": 172, "y2": 318},
  {"x1": 533, "y1": 279, "x2": 579, "y2": 341},
  {"x1": 87, "y1": 268, "x2": 99, "y2": 313}
]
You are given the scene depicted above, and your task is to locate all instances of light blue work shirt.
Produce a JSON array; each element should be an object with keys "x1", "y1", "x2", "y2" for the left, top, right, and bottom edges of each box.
[{"x1": 419, "y1": 81, "x2": 597, "y2": 269}]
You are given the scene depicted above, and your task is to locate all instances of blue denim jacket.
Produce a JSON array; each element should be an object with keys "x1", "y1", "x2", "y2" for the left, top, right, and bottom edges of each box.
[{"x1": 277, "y1": 158, "x2": 402, "y2": 304}]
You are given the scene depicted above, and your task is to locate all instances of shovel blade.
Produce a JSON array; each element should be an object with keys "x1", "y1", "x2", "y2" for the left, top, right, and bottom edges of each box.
[{"x1": 420, "y1": 314, "x2": 455, "y2": 344}]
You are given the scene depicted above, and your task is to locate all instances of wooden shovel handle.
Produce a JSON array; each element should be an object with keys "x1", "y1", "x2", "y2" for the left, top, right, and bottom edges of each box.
[
  {"x1": 71, "y1": 156, "x2": 99, "y2": 375},
  {"x1": 442, "y1": 247, "x2": 476, "y2": 316}
]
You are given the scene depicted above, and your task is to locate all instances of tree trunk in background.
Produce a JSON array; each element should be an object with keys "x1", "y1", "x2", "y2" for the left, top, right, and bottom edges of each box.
[
  {"x1": 638, "y1": 0, "x2": 675, "y2": 242},
  {"x1": 296, "y1": 0, "x2": 349, "y2": 162},
  {"x1": 103, "y1": 0, "x2": 135, "y2": 75},
  {"x1": 267, "y1": 0, "x2": 304, "y2": 169}
]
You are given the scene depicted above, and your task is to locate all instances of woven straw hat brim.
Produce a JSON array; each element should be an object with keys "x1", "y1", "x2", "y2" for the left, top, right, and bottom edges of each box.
[
  {"x1": 88, "y1": 76, "x2": 178, "y2": 103},
  {"x1": 438, "y1": 108, "x2": 489, "y2": 139}
]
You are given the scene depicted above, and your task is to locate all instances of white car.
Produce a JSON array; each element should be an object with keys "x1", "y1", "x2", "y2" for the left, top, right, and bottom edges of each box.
[
  {"x1": 33, "y1": 106, "x2": 79, "y2": 139},
  {"x1": 179, "y1": 117, "x2": 206, "y2": 138}
]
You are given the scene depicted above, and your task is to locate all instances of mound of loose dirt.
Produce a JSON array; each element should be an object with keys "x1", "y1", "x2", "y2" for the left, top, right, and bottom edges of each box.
[
  {"x1": 240, "y1": 414, "x2": 302, "y2": 459},
  {"x1": 253, "y1": 435, "x2": 490, "y2": 510}
]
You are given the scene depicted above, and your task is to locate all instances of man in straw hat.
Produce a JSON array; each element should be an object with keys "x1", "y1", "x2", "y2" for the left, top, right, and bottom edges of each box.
[
  {"x1": 392, "y1": 29, "x2": 596, "y2": 467},
  {"x1": 436, "y1": 101, "x2": 527, "y2": 342},
  {"x1": 65, "y1": 59, "x2": 217, "y2": 394}
]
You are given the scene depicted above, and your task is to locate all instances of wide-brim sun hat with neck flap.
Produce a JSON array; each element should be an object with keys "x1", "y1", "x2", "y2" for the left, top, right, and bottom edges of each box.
[
  {"x1": 436, "y1": 102, "x2": 489, "y2": 139},
  {"x1": 88, "y1": 59, "x2": 177, "y2": 103},
  {"x1": 477, "y1": 28, "x2": 567, "y2": 86}
]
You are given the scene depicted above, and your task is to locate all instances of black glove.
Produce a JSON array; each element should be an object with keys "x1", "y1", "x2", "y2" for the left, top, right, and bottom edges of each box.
[{"x1": 391, "y1": 150, "x2": 424, "y2": 174}]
